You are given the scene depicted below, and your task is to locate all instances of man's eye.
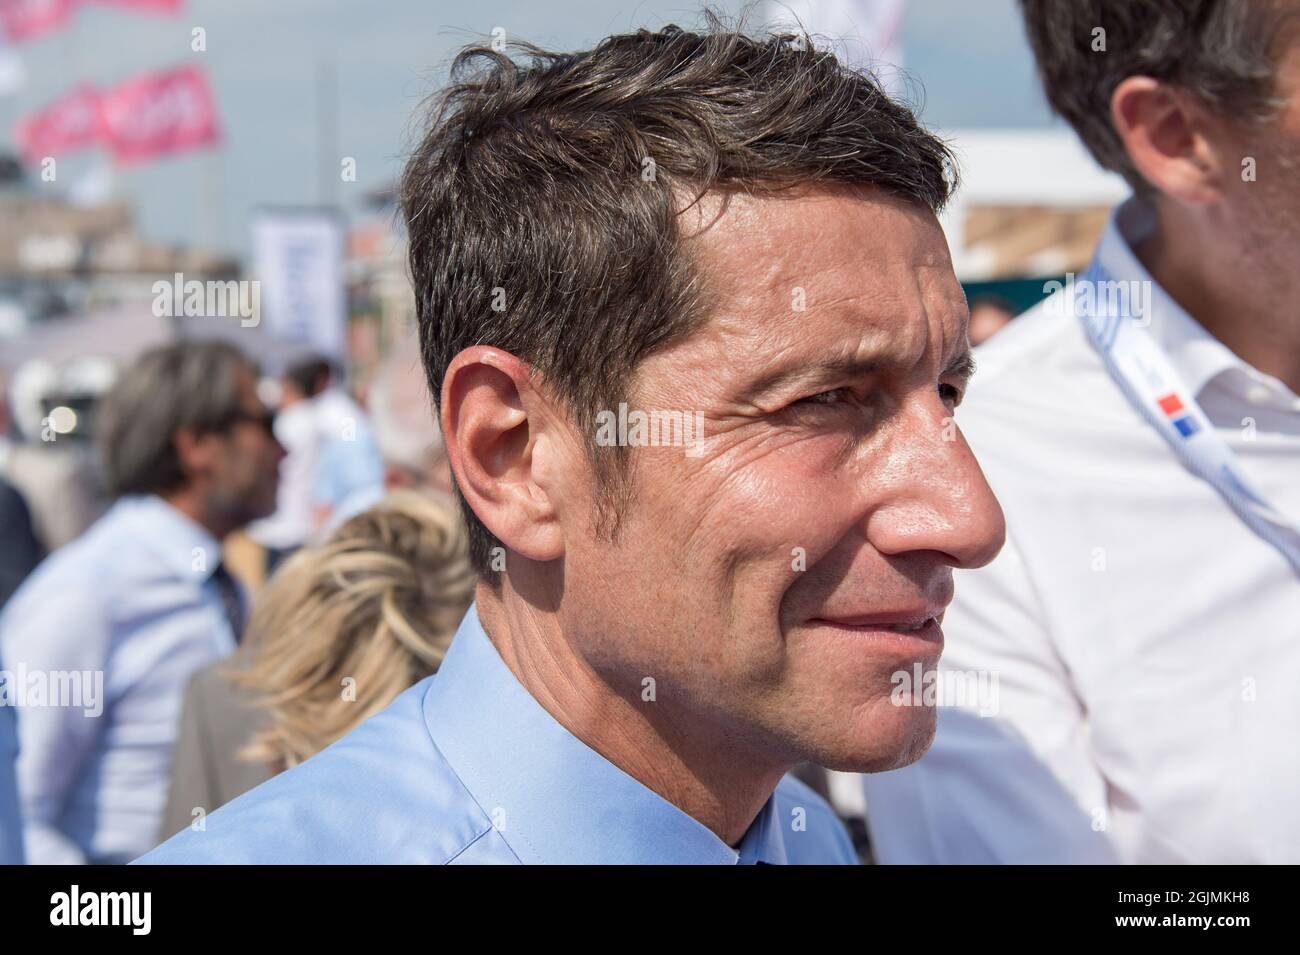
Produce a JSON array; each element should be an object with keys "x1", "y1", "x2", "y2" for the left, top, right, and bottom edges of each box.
[
  {"x1": 939, "y1": 383, "x2": 963, "y2": 407},
  {"x1": 793, "y1": 387, "x2": 853, "y2": 407}
]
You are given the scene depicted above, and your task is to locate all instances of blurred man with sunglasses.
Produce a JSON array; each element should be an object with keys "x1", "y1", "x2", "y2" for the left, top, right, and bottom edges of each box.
[{"x1": 0, "y1": 341, "x2": 284, "y2": 863}]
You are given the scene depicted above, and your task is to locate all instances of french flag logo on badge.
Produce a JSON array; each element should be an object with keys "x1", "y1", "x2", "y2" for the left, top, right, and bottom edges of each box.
[{"x1": 1157, "y1": 393, "x2": 1200, "y2": 438}]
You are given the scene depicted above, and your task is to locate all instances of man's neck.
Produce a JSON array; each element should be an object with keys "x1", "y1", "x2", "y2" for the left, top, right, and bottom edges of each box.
[
  {"x1": 476, "y1": 583, "x2": 787, "y2": 847},
  {"x1": 1135, "y1": 201, "x2": 1300, "y2": 393},
  {"x1": 161, "y1": 490, "x2": 229, "y2": 542}
]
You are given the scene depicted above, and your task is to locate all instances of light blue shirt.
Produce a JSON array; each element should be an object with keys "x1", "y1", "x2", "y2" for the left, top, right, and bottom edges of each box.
[
  {"x1": 0, "y1": 656, "x2": 22, "y2": 864},
  {"x1": 312, "y1": 389, "x2": 385, "y2": 527},
  {"x1": 0, "y1": 495, "x2": 239, "y2": 864},
  {"x1": 138, "y1": 604, "x2": 858, "y2": 864}
]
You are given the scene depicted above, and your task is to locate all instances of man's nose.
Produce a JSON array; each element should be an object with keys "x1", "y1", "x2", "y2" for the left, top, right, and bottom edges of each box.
[{"x1": 864, "y1": 402, "x2": 1006, "y2": 570}]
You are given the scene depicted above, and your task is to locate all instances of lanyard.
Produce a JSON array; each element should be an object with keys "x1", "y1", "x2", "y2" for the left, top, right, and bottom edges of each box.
[{"x1": 1075, "y1": 259, "x2": 1300, "y2": 576}]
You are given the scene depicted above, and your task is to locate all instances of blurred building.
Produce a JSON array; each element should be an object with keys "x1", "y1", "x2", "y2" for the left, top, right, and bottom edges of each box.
[
  {"x1": 0, "y1": 159, "x2": 238, "y2": 342},
  {"x1": 0, "y1": 155, "x2": 299, "y2": 550},
  {"x1": 941, "y1": 129, "x2": 1129, "y2": 313},
  {"x1": 344, "y1": 184, "x2": 416, "y2": 394}
]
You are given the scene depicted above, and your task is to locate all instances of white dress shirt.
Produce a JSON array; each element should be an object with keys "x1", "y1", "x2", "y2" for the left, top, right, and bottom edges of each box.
[
  {"x1": 311, "y1": 388, "x2": 385, "y2": 533},
  {"x1": 245, "y1": 398, "x2": 321, "y2": 550},
  {"x1": 0, "y1": 495, "x2": 239, "y2": 864},
  {"x1": 864, "y1": 197, "x2": 1300, "y2": 864}
]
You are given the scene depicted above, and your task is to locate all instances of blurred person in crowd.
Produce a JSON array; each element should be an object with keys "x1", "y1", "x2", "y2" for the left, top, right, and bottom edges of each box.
[
  {"x1": 0, "y1": 654, "x2": 22, "y2": 864},
  {"x1": 0, "y1": 387, "x2": 42, "y2": 609},
  {"x1": 0, "y1": 443, "x2": 107, "y2": 556},
  {"x1": 0, "y1": 477, "x2": 41, "y2": 610},
  {"x1": 0, "y1": 341, "x2": 284, "y2": 864},
  {"x1": 158, "y1": 489, "x2": 475, "y2": 843},
  {"x1": 0, "y1": 378, "x2": 15, "y2": 473},
  {"x1": 1, "y1": 366, "x2": 111, "y2": 553},
  {"x1": 864, "y1": 0, "x2": 1300, "y2": 863},
  {"x1": 141, "y1": 17, "x2": 1002, "y2": 865},
  {"x1": 368, "y1": 332, "x2": 455, "y2": 498},
  {"x1": 311, "y1": 360, "x2": 385, "y2": 533},
  {"x1": 159, "y1": 346, "x2": 461, "y2": 841},
  {"x1": 966, "y1": 293, "x2": 1016, "y2": 346},
  {"x1": 246, "y1": 356, "x2": 332, "y2": 574}
]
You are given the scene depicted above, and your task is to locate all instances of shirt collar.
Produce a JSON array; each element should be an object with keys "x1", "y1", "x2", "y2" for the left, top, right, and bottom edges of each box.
[
  {"x1": 1095, "y1": 196, "x2": 1298, "y2": 405},
  {"x1": 423, "y1": 603, "x2": 788, "y2": 864},
  {"x1": 118, "y1": 494, "x2": 223, "y2": 582}
]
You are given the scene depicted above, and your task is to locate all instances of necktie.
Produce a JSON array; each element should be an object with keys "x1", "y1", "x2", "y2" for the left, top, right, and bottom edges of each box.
[{"x1": 210, "y1": 562, "x2": 246, "y2": 644}]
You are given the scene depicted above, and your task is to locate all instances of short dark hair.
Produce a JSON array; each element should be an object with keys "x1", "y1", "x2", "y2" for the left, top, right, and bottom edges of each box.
[
  {"x1": 401, "y1": 10, "x2": 957, "y2": 577},
  {"x1": 98, "y1": 341, "x2": 251, "y2": 498},
  {"x1": 1018, "y1": 0, "x2": 1297, "y2": 192},
  {"x1": 969, "y1": 293, "x2": 1017, "y2": 316},
  {"x1": 284, "y1": 355, "x2": 333, "y2": 398}
]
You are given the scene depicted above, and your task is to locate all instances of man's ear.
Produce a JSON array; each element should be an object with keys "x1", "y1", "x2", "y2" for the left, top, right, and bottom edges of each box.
[
  {"x1": 1111, "y1": 76, "x2": 1224, "y2": 204},
  {"x1": 440, "y1": 346, "x2": 567, "y2": 564}
]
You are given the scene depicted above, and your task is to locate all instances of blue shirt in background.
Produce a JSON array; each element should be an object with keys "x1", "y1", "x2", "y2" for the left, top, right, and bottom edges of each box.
[
  {"x1": 0, "y1": 495, "x2": 240, "y2": 864},
  {"x1": 0, "y1": 656, "x2": 22, "y2": 864}
]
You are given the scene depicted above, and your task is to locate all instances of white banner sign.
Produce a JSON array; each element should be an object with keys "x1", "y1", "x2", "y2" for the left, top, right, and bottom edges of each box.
[{"x1": 251, "y1": 208, "x2": 345, "y2": 358}]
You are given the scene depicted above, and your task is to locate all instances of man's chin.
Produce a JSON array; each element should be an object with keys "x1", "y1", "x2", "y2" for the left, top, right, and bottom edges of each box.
[
  {"x1": 226, "y1": 498, "x2": 279, "y2": 531},
  {"x1": 250, "y1": 490, "x2": 280, "y2": 523},
  {"x1": 806, "y1": 706, "x2": 938, "y2": 774}
]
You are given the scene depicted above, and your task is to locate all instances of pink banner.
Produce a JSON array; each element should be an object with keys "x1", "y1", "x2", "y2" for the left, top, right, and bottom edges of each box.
[
  {"x1": 88, "y1": 0, "x2": 180, "y2": 11},
  {"x1": 0, "y1": 0, "x2": 180, "y2": 44},
  {"x1": 97, "y1": 64, "x2": 220, "y2": 164},
  {"x1": 0, "y1": 0, "x2": 76, "y2": 43},
  {"x1": 14, "y1": 84, "x2": 102, "y2": 161}
]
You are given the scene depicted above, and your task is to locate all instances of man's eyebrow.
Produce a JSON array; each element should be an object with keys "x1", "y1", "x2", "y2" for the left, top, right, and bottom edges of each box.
[
  {"x1": 945, "y1": 350, "x2": 976, "y2": 381},
  {"x1": 745, "y1": 348, "x2": 975, "y2": 399},
  {"x1": 745, "y1": 355, "x2": 890, "y2": 397}
]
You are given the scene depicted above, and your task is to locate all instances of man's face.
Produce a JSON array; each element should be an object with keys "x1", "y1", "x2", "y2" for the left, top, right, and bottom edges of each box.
[
  {"x1": 969, "y1": 302, "x2": 1014, "y2": 345},
  {"x1": 556, "y1": 187, "x2": 1005, "y2": 773},
  {"x1": 208, "y1": 367, "x2": 284, "y2": 526},
  {"x1": 1212, "y1": 26, "x2": 1300, "y2": 265}
]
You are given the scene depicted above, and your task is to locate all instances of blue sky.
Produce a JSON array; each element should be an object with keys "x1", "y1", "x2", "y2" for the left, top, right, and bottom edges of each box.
[{"x1": 0, "y1": 0, "x2": 1058, "y2": 256}]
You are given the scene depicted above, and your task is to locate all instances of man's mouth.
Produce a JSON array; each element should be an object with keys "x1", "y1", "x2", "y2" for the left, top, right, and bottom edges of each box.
[
  {"x1": 806, "y1": 609, "x2": 946, "y2": 645},
  {"x1": 814, "y1": 609, "x2": 944, "y2": 628},
  {"x1": 878, "y1": 619, "x2": 931, "y2": 633}
]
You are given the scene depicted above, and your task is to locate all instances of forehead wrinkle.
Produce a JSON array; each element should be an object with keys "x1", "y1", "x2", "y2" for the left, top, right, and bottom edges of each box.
[
  {"x1": 739, "y1": 322, "x2": 913, "y2": 399},
  {"x1": 700, "y1": 254, "x2": 940, "y2": 400},
  {"x1": 674, "y1": 190, "x2": 961, "y2": 405},
  {"x1": 916, "y1": 260, "x2": 971, "y2": 375}
]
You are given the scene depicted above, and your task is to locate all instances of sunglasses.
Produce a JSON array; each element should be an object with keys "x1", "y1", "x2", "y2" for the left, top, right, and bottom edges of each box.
[{"x1": 220, "y1": 408, "x2": 277, "y2": 438}]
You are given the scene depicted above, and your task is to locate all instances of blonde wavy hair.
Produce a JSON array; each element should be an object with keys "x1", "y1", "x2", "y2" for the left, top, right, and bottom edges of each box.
[{"x1": 229, "y1": 489, "x2": 477, "y2": 770}]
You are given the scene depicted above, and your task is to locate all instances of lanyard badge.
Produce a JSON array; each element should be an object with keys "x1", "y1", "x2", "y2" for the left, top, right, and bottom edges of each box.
[{"x1": 1075, "y1": 260, "x2": 1300, "y2": 576}]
